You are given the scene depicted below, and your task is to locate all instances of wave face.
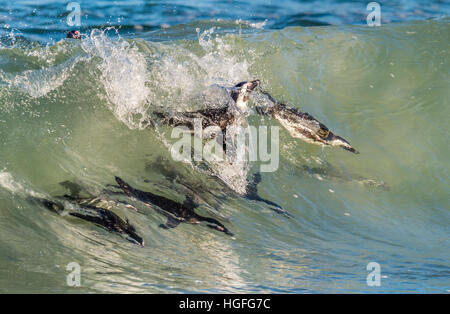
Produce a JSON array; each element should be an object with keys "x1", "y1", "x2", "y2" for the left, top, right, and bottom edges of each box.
[{"x1": 0, "y1": 19, "x2": 449, "y2": 293}]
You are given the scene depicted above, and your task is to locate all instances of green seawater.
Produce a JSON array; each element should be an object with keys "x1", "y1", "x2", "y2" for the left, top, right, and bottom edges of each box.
[{"x1": 0, "y1": 19, "x2": 449, "y2": 293}]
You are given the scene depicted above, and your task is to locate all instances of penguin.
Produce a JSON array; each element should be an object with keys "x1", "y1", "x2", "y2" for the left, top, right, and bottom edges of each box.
[
  {"x1": 34, "y1": 181, "x2": 144, "y2": 246},
  {"x1": 114, "y1": 176, "x2": 234, "y2": 236},
  {"x1": 254, "y1": 90, "x2": 359, "y2": 154},
  {"x1": 66, "y1": 30, "x2": 81, "y2": 39},
  {"x1": 153, "y1": 80, "x2": 260, "y2": 135}
]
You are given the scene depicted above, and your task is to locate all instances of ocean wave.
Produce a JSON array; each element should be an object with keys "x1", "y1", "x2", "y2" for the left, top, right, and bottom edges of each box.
[{"x1": 0, "y1": 19, "x2": 448, "y2": 293}]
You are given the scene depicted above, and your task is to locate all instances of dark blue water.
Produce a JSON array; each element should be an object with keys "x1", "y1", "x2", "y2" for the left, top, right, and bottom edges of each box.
[{"x1": 0, "y1": 0, "x2": 449, "y2": 42}]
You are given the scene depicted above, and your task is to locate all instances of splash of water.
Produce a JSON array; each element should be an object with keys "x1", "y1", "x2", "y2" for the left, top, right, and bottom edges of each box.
[{"x1": 80, "y1": 29, "x2": 151, "y2": 129}]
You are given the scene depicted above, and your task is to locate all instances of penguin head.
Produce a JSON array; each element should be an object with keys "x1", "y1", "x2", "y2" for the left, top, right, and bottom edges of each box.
[
  {"x1": 326, "y1": 134, "x2": 360, "y2": 154},
  {"x1": 67, "y1": 30, "x2": 81, "y2": 39},
  {"x1": 230, "y1": 79, "x2": 260, "y2": 108}
]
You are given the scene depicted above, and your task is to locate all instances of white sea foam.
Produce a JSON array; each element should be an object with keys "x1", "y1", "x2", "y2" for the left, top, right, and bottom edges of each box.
[
  {"x1": 147, "y1": 27, "x2": 252, "y2": 110},
  {"x1": 0, "y1": 51, "x2": 84, "y2": 99},
  {"x1": 9, "y1": 59, "x2": 73, "y2": 98},
  {"x1": 0, "y1": 170, "x2": 45, "y2": 198},
  {"x1": 0, "y1": 170, "x2": 23, "y2": 193},
  {"x1": 81, "y1": 29, "x2": 151, "y2": 129}
]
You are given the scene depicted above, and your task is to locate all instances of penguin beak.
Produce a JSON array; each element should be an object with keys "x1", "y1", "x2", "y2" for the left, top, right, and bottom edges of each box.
[
  {"x1": 247, "y1": 80, "x2": 260, "y2": 91},
  {"x1": 231, "y1": 80, "x2": 260, "y2": 102},
  {"x1": 328, "y1": 134, "x2": 360, "y2": 154}
]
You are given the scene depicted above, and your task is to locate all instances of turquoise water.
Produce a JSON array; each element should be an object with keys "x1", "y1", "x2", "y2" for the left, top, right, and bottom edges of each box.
[{"x1": 0, "y1": 1, "x2": 449, "y2": 293}]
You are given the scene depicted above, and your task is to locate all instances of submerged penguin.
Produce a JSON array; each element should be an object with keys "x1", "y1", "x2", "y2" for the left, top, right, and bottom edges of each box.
[
  {"x1": 254, "y1": 90, "x2": 359, "y2": 154},
  {"x1": 301, "y1": 162, "x2": 389, "y2": 190},
  {"x1": 145, "y1": 157, "x2": 291, "y2": 218},
  {"x1": 33, "y1": 182, "x2": 144, "y2": 246},
  {"x1": 114, "y1": 176, "x2": 234, "y2": 236}
]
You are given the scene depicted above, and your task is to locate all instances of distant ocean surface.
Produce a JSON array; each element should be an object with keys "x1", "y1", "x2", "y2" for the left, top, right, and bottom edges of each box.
[
  {"x1": 0, "y1": 0, "x2": 449, "y2": 41},
  {"x1": 0, "y1": 0, "x2": 449, "y2": 293}
]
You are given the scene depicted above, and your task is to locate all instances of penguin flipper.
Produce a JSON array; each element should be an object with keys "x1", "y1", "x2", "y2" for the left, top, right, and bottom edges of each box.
[
  {"x1": 206, "y1": 223, "x2": 234, "y2": 236},
  {"x1": 266, "y1": 204, "x2": 292, "y2": 217},
  {"x1": 197, "y1": 216, "x2": 233, "y2": 236},
  {"x1": 248, "y1": 194, "x2": 292, "y2": 218}
]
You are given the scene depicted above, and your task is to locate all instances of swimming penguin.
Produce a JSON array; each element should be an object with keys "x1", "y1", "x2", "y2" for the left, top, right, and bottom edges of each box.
[
  {"x1": 145, "y1": 157, "x2": 291, "y2": 218},
  {"x1": 154, "y1": 80, "x2": 260, "y2": 135},
  {"x1": 33, "y1": 182, "x2": 144, "y2": 246},
  {"x1": 66, "y1": 30, "x2": 81, "y2": 39},
  {"x1": 301, "y1": 162, "x2": 389, "y2": 190},
  {"x1": 255, "y1": 90, "x2": 359, "y2": 154},
  {"x1": 114, "y1": 176, "x2": 234, "y2": 236}
]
